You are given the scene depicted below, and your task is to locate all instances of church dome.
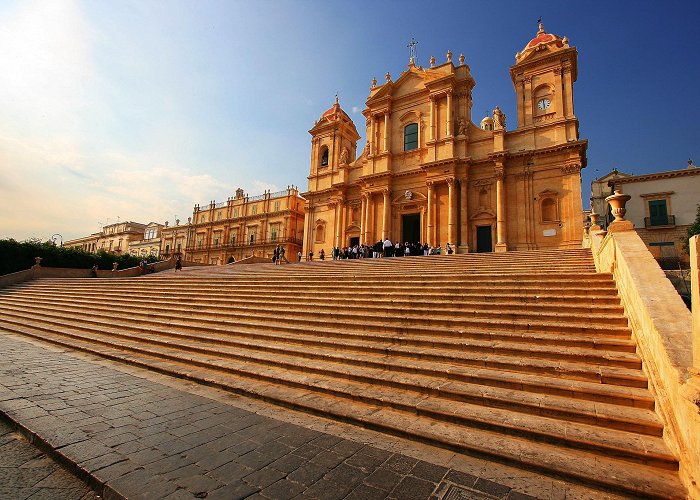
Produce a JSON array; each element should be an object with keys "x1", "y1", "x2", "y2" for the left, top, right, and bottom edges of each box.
[
  {"x1": 516, "y1": 23, "x2": 568, "y2": 63},
  {"x1": 480, "y1": 115, "x2": 494, "y2": 131},
  {"x1": 319, "y1": 96, "x2": 352, "y2": 124}
]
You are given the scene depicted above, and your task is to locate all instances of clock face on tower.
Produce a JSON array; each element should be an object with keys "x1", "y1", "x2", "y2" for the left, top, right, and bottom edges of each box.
[{"x1": 537, "y1": 98, "x2": 551, "y2": 110}]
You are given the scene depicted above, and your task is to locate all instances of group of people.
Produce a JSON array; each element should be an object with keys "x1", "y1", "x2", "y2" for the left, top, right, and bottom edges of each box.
[
  {"x1": 309, "y1": 240, "x2": 454, "y2": 261},
  {"x1": 272, "y1": 244, "x2": 287, "y2": 265}
]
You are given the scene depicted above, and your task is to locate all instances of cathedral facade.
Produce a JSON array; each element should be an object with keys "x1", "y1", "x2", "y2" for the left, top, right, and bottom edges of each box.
[{"x1": 302, "y1": 24, "x2": 587, "y2": 256}]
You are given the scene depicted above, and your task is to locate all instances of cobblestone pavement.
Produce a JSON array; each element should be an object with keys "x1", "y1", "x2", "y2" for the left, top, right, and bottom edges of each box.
[
  {"x1": 0, "y1": 333, "x2": 617, "y2": 500},
  {"x1": 0, "y1": 418, "x2": 98, "y2": 499}
]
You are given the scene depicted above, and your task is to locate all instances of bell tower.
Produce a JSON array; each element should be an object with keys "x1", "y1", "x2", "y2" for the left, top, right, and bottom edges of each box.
[
  {"x1": 308, "y1": 96, "x2": 360, "y2": 188},
  {"x1": 510, "y1": 23, "x2": 579, "y2": 140}
]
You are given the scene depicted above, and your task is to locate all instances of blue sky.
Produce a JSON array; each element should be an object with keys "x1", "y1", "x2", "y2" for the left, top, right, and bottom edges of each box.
[{"x1": 0, "y1": 0, "x2": 698, "y2": 241}]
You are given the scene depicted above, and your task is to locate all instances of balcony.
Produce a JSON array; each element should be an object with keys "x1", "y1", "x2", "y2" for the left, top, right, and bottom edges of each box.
[
  {"x1": 644, "y1": 215, "x2": 675, "y2": 228},
  {"x1": 186, "y1": 236, "x2": 302, "y2": 253}
]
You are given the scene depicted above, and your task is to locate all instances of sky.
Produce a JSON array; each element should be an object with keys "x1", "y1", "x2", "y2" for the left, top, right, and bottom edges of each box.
[{"x1": 0, "y1": 0, "x2": 698, "y2": 242}]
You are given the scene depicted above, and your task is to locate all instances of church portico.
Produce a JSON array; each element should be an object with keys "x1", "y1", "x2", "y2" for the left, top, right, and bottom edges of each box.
[{"x1": 303, "y1": 23, "x2": 586, "y2": 258}]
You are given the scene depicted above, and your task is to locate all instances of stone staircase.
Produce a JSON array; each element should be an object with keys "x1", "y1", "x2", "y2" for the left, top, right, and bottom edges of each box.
[{"x1": 0, "y1": 249, "x2": 686, "y2": 498}]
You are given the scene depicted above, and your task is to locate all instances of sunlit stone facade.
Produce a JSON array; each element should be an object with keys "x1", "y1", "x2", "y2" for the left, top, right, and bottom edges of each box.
[{"x1": 302, "y1": 24, "x2": 587, "y2": 257}]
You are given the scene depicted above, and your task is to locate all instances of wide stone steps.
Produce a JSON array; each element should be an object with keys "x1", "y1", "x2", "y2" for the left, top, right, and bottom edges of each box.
[
  {"x1": 0, "y1": 301, "x2": 643, "y2": 381},
  {"x1": 0, "y1": 248, "x2": 685, "y2": 498},
  {"x1": 0, "y1": 315, "x2": 671, "y2": 463},
  {"x1": 11, "y1": 286, "x2": 629, "y2": 329},
  {"x1": 0, "y1": 291, "x2": 634, "y2": 353},
  {"x1": 0, "y1": 319, "x2": 683, "y2": 498}
]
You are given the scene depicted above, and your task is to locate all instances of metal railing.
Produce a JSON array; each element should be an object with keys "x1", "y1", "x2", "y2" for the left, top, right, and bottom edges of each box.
[{"x1": 644, "y1": 215, "x2": 675, "y2": 228}]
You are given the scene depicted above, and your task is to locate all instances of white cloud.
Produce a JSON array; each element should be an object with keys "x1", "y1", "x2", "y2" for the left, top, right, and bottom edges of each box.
[{"x1": 352, "y1": 106, "x2": 361, "y2": 113}]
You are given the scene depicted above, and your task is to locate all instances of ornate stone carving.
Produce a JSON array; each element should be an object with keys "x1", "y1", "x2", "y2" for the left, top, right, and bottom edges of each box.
[
  {"x1": 492, "y1": 106, "x2": 506, "y2": 130},
  {"x1": 472, "y1": 179, "x2": 492, "y2": 187},
  {"x1": 560, "y1": 164, "x2": 582, "y2": 175},
  {"x1": 494, "y1": 165, "x2": 505, "y2": 180},
  {"x1": 340, "y1": 147, "x2": 349, "y2": 165},
  {"x1": 446, "y1": 177, "x2": 455, "y2": 187},
  {"x1": 430, "y1": 55, "x2": 435, "y2": 67},
  {"x1": 404, "y1": 190, "x2": 413, "y2": 200}
]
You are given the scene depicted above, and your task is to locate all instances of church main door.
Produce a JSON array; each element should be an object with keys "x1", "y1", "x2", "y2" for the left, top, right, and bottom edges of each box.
[
  {"x1": 402, "y1": 213, "x2": 421, "y2": 244},
  {"x1": 476, "y1": 225, "x2": 493, "y2": 253}
]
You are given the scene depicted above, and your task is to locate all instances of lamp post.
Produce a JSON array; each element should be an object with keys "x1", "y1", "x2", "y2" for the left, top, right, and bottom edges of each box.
[{"x1": 51, "y1": 234, "x2": 63, "y2": 247}]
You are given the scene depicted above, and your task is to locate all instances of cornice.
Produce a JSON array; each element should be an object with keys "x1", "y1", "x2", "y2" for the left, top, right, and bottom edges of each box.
[{"x1": 610, "y1": 167, "x2": 700, "y2": 185}]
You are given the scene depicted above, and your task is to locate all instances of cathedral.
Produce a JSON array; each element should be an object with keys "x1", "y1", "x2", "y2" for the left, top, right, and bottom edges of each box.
[{"x1": 302, "y1": 24, "x2": 587, "y2": 256}]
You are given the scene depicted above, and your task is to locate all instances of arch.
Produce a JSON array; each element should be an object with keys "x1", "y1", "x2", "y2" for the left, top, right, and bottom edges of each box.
[
  {"x1": 404, "y1": 122, "x2": 418, "y2": 151},
  {"x1": 314, "y1": 220, "x2": 326, "y2": 243},
  {"x1": 534, "y1": 84, "x2": 554, "y2": 113},
  {"x1": 320, "y1": 146, "x2": 329, "y2": 167},
  {"x1": 539, "y1": 191, "x2": 560, "y2": 223}
]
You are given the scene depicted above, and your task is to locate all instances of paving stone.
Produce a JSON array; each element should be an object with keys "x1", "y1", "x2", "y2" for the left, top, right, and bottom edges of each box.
[
  {"x1": 269, "y1": 452, "x2": 306, "y2": 473},
  {"x1": 311, "y1": 450, "x2": 346, "y2": 469},
  {"x1": 207, "y1": 460, "x2": 253, "y2": 483},
  {"x1": 323, "y1": 462, "x2": 367, "y2": 488},
  {"x1": 411, "y1": 460, "x2": 448, "y2": 483},
  {"x1": 390, "y1": 475, "x2": 438, "y2": 500},
  {"x1": 302, "y1": 477, "x2": 354, "y2": 500},
  {"x1": 383, "y1": 454, "x2": 418, "y2": 475},
  {"x1": 287, "y1": 462, "x2": 329, "y2": 486},
  {"x1": 474, "y1": 477, "x2": 514, "y2": 498},
  {"x1": 242, "y1": 465, "x2": 286, "y2": 489},
  {"x1": 363, "y1": 467, "x2": 403, "y2": 492},
  {"x1": 506, "y1": 491, "x2": 539, "y2": 500},
  {"x1": 206, "y1": 480, "x2": 260, "y2": 500},
  {"x1": 174, "y1": 472, "x2": 225, "y2": 496},
  {"x1": 344, "y1": 451, "x2": 387, "y2": 473},
  {"x1": 344, "y1": 482, "x2": 389, "y2": 500}
]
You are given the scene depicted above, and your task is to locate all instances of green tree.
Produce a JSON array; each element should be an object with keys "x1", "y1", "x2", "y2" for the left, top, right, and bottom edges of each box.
[{"x1": 683, "y1": 204, "x2": 700, "y2": 254}]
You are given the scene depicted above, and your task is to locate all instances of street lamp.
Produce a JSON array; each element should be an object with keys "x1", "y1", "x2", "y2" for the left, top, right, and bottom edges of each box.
[{"x1": 51, "y1": 234, "x2": 63, "y2": 247}]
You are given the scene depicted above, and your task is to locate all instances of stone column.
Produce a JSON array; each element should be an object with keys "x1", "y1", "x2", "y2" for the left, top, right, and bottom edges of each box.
[
  {"x1": 383, "y1": 112, "x2": 390, "y2": 152},
  {"x1": 459, "y1": 177, "x2": 469, "y2": 252},
  {"x1": 429, "y1": 96, "x2": 435, "y2": 141},
  {"x1": 382, "y1": 189, "x2": 391, "y2": 240},
  {"x1": 495, "y1": 163, "x2": 507, "y2": 252},
  {"x1": 364, "y1": 194, "x2": 372, "y2": 244},
  {"x1": 427, "y1": 181, "x2": 434, "y2": 245},
  {"x1": 360, "y1": 195, "x2": 367, "y2": 243},
  {"x1": 447, "y1": 177, "x2": 457, "y2": 245},
  {"x1": 446, "y1": 91, "x2": 453, "y2": 137},
  {"x1": 369, "y1": 116, "x2": 375, "y2": 156},
  {"x1": 338, "y1": 199, "x2": 345, "y2": 247}
]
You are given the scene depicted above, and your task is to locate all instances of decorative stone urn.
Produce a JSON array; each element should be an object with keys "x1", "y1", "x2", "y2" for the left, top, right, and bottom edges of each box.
[
  {"x1": 589, "y1": 211, "x2": 600, "y2": 227},
  {"x1": 605, "y1": 190, "x2": 631, "y2": 222},
  {"x1": 605, "y1": 190, "x2": 634, "y2": 232}
]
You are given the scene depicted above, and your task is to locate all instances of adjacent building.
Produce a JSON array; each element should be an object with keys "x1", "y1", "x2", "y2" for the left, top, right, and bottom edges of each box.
[
  {"x1": 64, "y1": 221, "x2": 148, "y2": 255},
  {"x1": 128, "y1": 222, "x2": 164, "y2": 258},
  {"x1": 606, "y1": 160, "x2": 700, "y2": 265},
  {"x1": 590, "y1": 169, "x2": 631, "y2": 227},
  {"x1": 160, "y1": 219, "x2": 189, "y2": 261},
  {"x1": 185, "y1": 187, "x2": 305, "y2": 264},
  {"x1": 302, "y1": 24, "x2": 587, "y2": 257}
]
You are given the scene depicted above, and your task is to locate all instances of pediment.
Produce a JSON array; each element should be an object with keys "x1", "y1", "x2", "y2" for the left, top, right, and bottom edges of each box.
[{"x1": 470, "y1": 208, "x2": 496, "y2": 220}]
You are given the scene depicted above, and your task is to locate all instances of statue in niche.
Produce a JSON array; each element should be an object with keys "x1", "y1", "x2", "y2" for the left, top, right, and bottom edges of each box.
[
  {"x1": 457, "y1": 118, "x2": 467, "y2": 136},
  {"x1": 492, "y1": 106, "x2": 506, "y2": 130},
  {"x1": 339, "y1": 147, "x2": 349, "y2": 165}
]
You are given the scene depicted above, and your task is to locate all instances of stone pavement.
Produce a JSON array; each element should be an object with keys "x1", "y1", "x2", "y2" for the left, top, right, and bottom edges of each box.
[
  {"x1": 0, "y1": 333, "x2": 621, "y2": 500},
  {"x1": 0, "y1": 418, "x2": 98, "y2": 499}
]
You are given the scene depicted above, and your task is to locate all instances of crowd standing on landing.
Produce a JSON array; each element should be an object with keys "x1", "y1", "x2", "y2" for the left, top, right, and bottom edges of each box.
[{"x1": 304, "y1": 239, "x2": 453, "y2": 261}]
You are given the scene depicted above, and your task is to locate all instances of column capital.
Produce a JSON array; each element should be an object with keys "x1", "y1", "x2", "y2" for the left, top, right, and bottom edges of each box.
[
  {"x1": 494, "y1": 166, "x2": 505, "y2": 180},
  {"x1": 446, "y1": 177, "x2": 456, "y2": 187},
  {"x1": 560, "y1": 163, "x2": 582, "y2": 175},
  {"x1": 426, "y1": 180, "x2": 435, "y2": 188}
]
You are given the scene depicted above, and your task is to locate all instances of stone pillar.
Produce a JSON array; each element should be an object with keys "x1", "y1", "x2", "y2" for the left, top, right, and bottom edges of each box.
[
  {"x1": 338, "y1": 200, "x2": 345, "y2": 247},
  {"x1": 369, "y1": 116, "x2": 375, "y2": 156},
  {"x1": 427, "y1": 181, "x2": 434, "y2": 245},
  {"x1": 495, "y1": 163, "x2": 507, "y2": 252},
  {"x1": 429, "y1": 97, "x2": 435, "y2": 141},
  {"x1": 383, "y1": 112, "x2": 390, "y2": 152},
  {"x1": 360, "y1": 196, "x2": 367, "y2": 243},
  {"x1": 446, "y1": 91, "x2": 453, "y2": 137},
  {"x1": 691, "y1": 235, "x2": 700, "y2": 370},
  {"x1": 332, "y1": 202, "x2": 340, "y2": 248},
  {"x1": 364, "y1": 194, "x2": 372, "y2": 244},
  {"x1": 382, "y1": 189, "x2": 391, "y2": 240},
  {"x1": 459, "y1": 177, "x2": 469, "y2": 252},
  {"x1": 447, "y1": 177, "x2": 456, "y2": 245}
]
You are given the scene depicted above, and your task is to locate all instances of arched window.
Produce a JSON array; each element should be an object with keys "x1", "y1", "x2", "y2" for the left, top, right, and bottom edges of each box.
[
  {"x1": 404, "y1": 123, "x2": 418, "y2": 151},
  {"x1": 320, "y1": 147, "x2": 329, "y2": 167}
]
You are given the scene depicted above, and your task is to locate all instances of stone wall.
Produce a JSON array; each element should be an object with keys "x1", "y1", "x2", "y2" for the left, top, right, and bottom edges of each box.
[{"x1": 591, "y1": 229, "x2": 700, "y2": 498}]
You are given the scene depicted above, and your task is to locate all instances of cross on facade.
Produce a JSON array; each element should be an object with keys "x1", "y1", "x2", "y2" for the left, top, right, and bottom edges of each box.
[{"x1": 407, "y1": 38, "x2": 418, "y2": 64}]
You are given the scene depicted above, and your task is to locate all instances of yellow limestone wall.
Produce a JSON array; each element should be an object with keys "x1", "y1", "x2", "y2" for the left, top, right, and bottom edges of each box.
[{"x1": 592, "y1": 230, "x2": 700, "y2": 498}]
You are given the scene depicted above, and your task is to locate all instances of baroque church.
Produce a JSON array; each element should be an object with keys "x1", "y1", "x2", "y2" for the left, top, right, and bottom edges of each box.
[{"x1": 302, "y1": 24, "x2": 587, "y2": 256}]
